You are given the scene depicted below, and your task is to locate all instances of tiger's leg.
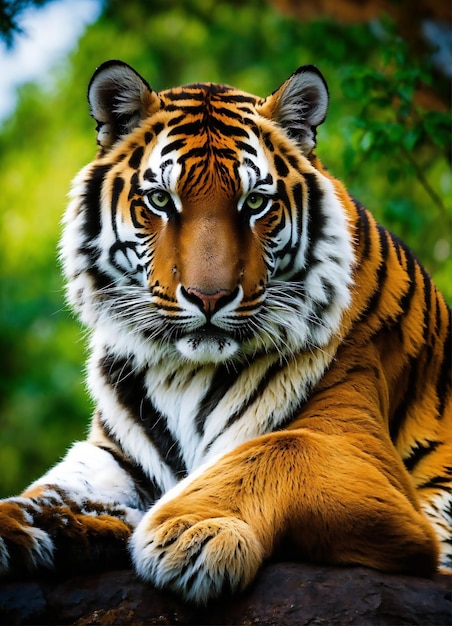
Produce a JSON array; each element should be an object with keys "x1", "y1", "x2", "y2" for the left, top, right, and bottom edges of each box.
[
  {"x1": 0, "y1": 442, "x2": 146, "y2": 577},
  {"x1": 131, "y1": 430, "x2": 439, "y2": 604}
]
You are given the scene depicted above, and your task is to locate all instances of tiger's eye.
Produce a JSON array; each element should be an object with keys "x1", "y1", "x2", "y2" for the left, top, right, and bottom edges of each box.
[
  {"x1": 150, "y1": 190, "x2": 170, "y2": 208},
  {"x1": 245, "y1": 193, "x2": 265, "y2": 211}
]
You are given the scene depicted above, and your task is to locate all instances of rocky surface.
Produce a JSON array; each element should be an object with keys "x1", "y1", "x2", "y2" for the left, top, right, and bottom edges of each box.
[{"x1": 0, "y1": 563, "x2": 450, "y2": 625}]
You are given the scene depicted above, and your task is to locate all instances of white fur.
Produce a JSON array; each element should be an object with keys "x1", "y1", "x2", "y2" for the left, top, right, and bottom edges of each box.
[
  {"x1": 29, "y1": 443, "x2": 143, "y2": 527},
  {"x1": 87, "y1": 347, "x2": 179, "y2": 495},
  {"x1": 131, "y1": 513, "x2": 263, "y2": 604},
  {"x1": 22, "y1": 527, "x2": 55, "y2": 570},
  {"x1": 0, "y1": 538, "x2": 9, "y2": 573},
  {"x1": 276, "y1": 69, "x2": 328, "y2": 154},
  {"x1": 0, "y1": 504, "x2": 55, "y2": 574},
  {"x1": 421, "y1": 492, "x2": 452, "y2": 568},
  {"x1": 142, "y1": 131, "x2": 183, "y2": 211}
]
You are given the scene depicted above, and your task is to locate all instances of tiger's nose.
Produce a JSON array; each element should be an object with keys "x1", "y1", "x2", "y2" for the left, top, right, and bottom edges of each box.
[{"x1": 183, "y1": 287, "x2": 233, "y2": 315}]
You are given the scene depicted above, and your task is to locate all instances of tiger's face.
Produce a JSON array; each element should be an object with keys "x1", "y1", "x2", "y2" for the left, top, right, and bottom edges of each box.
[{"x1": 63, "y1": 62, "x2": 353, "y2": 365}]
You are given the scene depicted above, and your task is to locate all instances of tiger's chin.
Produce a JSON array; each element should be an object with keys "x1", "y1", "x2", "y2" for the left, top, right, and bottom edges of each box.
[{"x1": 176, "y1": 330, "x2": 240, "y2": 364}]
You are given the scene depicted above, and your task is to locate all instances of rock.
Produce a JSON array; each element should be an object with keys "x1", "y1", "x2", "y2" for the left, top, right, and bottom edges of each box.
[{"x1": 0, "y1": 563, "x2": 450, "y2": 625}]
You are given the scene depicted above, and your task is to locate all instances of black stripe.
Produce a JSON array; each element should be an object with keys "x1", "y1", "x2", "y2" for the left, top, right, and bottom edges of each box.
[
  {"x1": 110, "y1": 176, "x2": 125, "y2": 238},
  {"x1": 382, "y1": 231, "x2": 417, "y2": 331},
  {"x1": 354, "y1": 200, "x2": 372, "y2": 260},
  {"x1": 361, "y1": 226, "x2": 389, "y2": 321},
  {"x1": 96, "y1": 441, "x2": 161, "y2": 506},
  {"x1": 389, "y1": 355, "x2": 418, "y2": 443},
  {"x1": 128, "y1": 145, "x2": 144, "y2": 170},
  {"x1": 167, "y1": 114, "x2": 187, "y2": 128},
  {"x1": 289, "y1": 182, "x2": 304, "y2": 259},
  {"x1": 214, "y1": 106, "x2": 249, "y2": 122},
  {"x1": 396, "y1": 239, "x2": 417, "y2": 317},
  {"x1": 205, "y1": 359, "x2": 285, "y2": 449},
  {"x1": 166, "y1": 90, "x2": 208, "y2": 101},
  {"x1": 388, "y1": 236, "x2": 450, "y2": 420},
  {"x1": 100, "y1": 353, "x2": 187, "y2": 479},
  {"x1": 168, "y1": 121, "x2": 202, "y2": 137},
  {"x1": 403, "y1": 440, "x2": 440, "y2": 472},
  {"x1": 263, "y1": 131, "x2": 274, "y2": 152},
  {"x1": 295, "y1": 173, "x2": 325, "y2": 279},
  {"x1": 210, "y1": 117, "x2": 249, "y2": 138},
  {"x1": 274, "y1": 154, "x2": 289, "y2": 177},
  {"x1": 161, "y1": 138, "x2": 186, "y2": 156},
  {"x1": 152, "y1": 122, "x2": 164, "y2": 135},
  {"x1": 419, "y1": 263, "x2": 432, "y2": 343},
  {"x1": 417, "y1": 471, "x2": 452, "y2": 490},
  {"x1": 143, "y1": 168, "x2": 157, "y2": 182},
  {"x1": 177, "y1": 146, "x2": 206, "y2": 161},
  {"x1": 437, "y1": 306, "x2": 452, "y2": 418},
  {"x1": 435, "y1": 292, "x2": 442, "y2": 336},
  {"x1": 220, "y1": 94, "x2": 256, "y2": 104},
  {"x1": 128, "y1": 172, "x2": 139, "y2": 201},
  {"x1": 392, "y1": 235, "x2": 404, "y2": 266},
  {"x1": 195, "y1": 364, "x2": 246, "y2": 436},
  {"x1": 235, "y1": 141, "x2": 257, "y2": 156},
  {"x1": 77, "y1": 163, "x2": 115, "y2": 292},
  {"x1": 82, "y1": 163, "x2": 113, "y2": 240}
]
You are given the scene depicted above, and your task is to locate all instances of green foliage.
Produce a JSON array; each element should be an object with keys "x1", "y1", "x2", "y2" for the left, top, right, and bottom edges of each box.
[
  {"x1": 338, "y1": 21, "x2": 451, "y2": 286},
  {"x1": 0, "y1": 0, "x2": 450, "y2": 497},
  {"x1": 342, "y1": 28, "x2": 450, "y2": 205}
]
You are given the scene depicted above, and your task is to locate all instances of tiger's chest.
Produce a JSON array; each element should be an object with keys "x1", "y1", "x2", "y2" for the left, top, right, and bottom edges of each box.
[{"x1": 90, "y1": 341, "x2": 334, "y2": 478}]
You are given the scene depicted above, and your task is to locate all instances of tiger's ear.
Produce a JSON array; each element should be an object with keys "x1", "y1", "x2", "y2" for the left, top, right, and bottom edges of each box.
[
  {"x1": 88, "y1": 60, "x2": 161, "y2": 151},
  {"x1": 258, "y1": 66, "x2": 329, "y2": 155}
]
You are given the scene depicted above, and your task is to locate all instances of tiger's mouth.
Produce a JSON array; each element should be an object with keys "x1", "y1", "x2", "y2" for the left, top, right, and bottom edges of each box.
[
  {"x1": 175, "y1": 324, "x2": 241, "y2": 364},
  {"x1": 188, "y1": 324, "x2": 232, "y2": 342}
]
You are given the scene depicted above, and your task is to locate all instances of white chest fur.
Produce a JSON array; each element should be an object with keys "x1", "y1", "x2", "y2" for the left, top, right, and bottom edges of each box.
[{"x1": 88, "y1": 334, "x2": 335, "y2": 491}]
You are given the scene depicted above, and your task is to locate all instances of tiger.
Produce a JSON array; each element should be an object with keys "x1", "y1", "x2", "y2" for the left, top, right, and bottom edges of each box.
[{"x1": 0, "y1": 60, "x2": 450, "y2": 605}]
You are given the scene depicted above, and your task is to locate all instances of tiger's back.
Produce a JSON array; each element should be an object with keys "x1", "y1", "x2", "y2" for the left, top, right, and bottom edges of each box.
[
  {"x1": 306, "y1": 163, "x2": 452, "y2": 556},
  {"x1": 0, "y1": 61, "x2": 450, "y2": 602}
]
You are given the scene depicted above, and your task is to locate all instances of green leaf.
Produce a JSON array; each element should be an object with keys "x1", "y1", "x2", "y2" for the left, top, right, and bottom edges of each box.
[
  {"x1": 403, "y1": 128, "x2": 422, "y2": 151},
  {"x1": 422, "y1": 111, "x2": 451, "y2": 149},
  {"x1": 387, "y1": 167, "x2": 401, "y2": 184}
]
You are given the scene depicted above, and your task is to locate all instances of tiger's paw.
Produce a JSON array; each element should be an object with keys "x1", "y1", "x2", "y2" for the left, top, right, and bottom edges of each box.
[
  {"x1": 130, "y1": 513, "x2": 265, "y2": 604},
  {"x1": 0, "y1": 493, "x2": 141, "y2": 577},
  {"x1": 0, "y1": 499, "x2": 55, "y2": 576}
]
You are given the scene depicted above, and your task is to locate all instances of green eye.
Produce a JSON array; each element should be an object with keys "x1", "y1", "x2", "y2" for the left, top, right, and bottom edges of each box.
[
  {"x1": 150, "y1": 190, "x2": 171, "y2": 209},
  {"x1": 144, "y1": 188, "x2": 177, "y2": 219},
  {"x1": 245, "y1": 193, "x2": 265, "y2": 211}
]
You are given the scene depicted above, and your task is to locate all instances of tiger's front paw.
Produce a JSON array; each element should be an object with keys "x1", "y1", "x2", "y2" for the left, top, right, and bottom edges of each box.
[
  {"x1": 0, "y1": 492, "x2": 140, "y2": 577},
  {"x1": 0, "y1": 499, "x2": 55, "y2": 575},
  {"x1": 130, "y1": 513, "x2": 265, "y2": 604}
]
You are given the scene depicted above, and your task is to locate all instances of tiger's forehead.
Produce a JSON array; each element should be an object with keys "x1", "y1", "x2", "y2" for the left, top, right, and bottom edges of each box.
[
  {"x1": 158, "y1": 81, "x2": 261, "y2": 108},
  {"x1": 156, "y1": 81, "x2": 262, "y2": 147},
  {"x1": 139, "y1": 83, "x2": 272, "y2": 198}
]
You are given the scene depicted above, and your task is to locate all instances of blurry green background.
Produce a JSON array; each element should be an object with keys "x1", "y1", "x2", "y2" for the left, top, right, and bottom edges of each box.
[{"x1": 0, "y1": 0, "x2": 450, "y2": 497}]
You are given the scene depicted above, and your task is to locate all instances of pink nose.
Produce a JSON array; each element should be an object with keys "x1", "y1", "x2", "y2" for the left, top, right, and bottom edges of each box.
[{"x1": 185, "y1": 287, "x2": 232, "y2": 314}]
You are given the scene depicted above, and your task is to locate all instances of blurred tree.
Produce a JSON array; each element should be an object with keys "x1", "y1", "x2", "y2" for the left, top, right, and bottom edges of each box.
[
  {"x1": 0, "y1": 0, "x2": 54, "y2": 47},
  {"x1": 0, "y1": 0, "x2": 450, "y2": 497}
]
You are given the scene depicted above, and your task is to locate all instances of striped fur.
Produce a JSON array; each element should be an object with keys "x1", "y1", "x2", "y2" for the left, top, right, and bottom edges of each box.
[{"x1": 0, "y1": 61, "x2": 450, "y2": 603}]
